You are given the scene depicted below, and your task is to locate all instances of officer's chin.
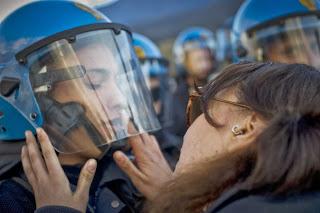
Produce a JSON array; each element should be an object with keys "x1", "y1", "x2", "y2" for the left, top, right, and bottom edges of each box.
[
  {"x1": 97, "y1": 139, "x2": 130, "y2": 160},
  {"x1": 58, "y1": 145, "x2": 104, "y2": 165}
]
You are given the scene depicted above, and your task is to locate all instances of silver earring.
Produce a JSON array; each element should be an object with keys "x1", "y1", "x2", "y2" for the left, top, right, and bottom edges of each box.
[{"x1": 232, "y1": 125, "x2": 244, "y2": 136}]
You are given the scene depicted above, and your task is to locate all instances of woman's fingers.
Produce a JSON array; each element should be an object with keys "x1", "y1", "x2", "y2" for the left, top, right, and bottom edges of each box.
[
  {"x1": 21, "y1": 145, "x2": 37, "y2": 188},
  {"x1": 25, "y1": 131, "x2": 48, "y2": 179},
  {"x1": 21, "y1": 129, "x2": 92, "y2": 212},
  {"x1": 114, "y1": 151, "x2": 146, "y2": 184},
  {"x1": 114, "y1": 137, "x2": 173, "y2": 201},
  {"x1": 36, "y1": 128, "x2": 64, "y2": 175},
  {"x1": 128, "y1": 134, "x2": 145, "y2": 150},
  {"x1": 145, "y1": 134, "x2": 161, "y2": 151}
]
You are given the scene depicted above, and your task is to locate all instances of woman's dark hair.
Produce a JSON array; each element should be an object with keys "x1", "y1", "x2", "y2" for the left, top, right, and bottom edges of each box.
[{"x1": 145, "y1": 61, "x2": 320, "y2": 213}]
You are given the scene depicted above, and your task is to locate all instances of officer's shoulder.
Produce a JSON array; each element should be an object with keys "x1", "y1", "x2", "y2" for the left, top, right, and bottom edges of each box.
[{"x1": 0, "y1": 179, "x2": 35, "y2": 212}]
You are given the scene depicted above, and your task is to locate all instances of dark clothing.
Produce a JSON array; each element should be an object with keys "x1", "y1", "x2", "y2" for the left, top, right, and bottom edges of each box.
[
  {"x1": 0, "y1": 151, "x2": 143, "y2": 213},
  {"x1": 153, "y1": 129, "x2": 181, "y2": 169},
  {"x1": 36, "y1": 206, "x2": 81, "y2": 213},
  {"x1": 0, "y1": 141, "x2": 24, "y2": 180},
  {"x1": 33, "y1": 188, "x2": 320, "y2": 213},
  {"x1": 0, "y1": 179, "x2": 35, "y2": 213},
  {"x1": 170, "y1": 77, "x2": 189, "y2": 137},
  {"x1": 155, "y1": 75, "x2": 183, "y2": 168},
  {"x1": 65, "y1": 152, "x2": 143, "y2": 213},
  {"x1": 207, "y1": 186, "x2": 320, "y2": 213}
]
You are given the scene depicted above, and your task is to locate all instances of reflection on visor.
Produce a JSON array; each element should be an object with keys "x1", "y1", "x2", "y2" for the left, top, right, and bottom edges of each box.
[{"x1": 32, "y1": 65, "x2": 86, "y2": 89}]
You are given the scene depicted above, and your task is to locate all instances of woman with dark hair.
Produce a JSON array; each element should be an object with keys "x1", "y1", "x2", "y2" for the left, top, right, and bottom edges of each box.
[
  {"x1": 144, "y1": 61, "x2": 320, "y2": 212},
  {"x1": 22, "y1": 62, "x2": 320, "y2": 213}
]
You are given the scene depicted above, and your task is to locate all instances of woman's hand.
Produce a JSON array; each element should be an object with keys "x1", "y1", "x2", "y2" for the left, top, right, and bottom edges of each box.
[
  {"x1": 21, "y1": 128, "x2": 97, "y2": 212},
  {"x1": 113, "y1": 133, "x2": 173, "y2": 201}
]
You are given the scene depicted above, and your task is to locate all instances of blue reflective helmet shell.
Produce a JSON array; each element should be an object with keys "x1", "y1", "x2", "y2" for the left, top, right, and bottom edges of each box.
[
  {"x1": 231, "y1": 0, "x2": 320, "y2": 61},
  {"x1": 132, "y1": 33, "x2": 168, "y2": 77},
  {"x1": 132, "y1": 33, "x2": 162, "y2": 59},
  {"x1": 0, "y1": 1, "x2": 110, "y2": 58},
  {"x1": 0, "y1": 0, "x2": 110, "y2": 140}
]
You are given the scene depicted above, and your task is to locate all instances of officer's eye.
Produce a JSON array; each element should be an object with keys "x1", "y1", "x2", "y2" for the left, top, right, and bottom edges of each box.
[{"x1": 84, "y1": 68, "x2": 111, "y2": 90}]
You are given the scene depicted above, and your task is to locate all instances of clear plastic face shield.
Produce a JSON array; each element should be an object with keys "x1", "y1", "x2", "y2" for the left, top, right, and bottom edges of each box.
[
  {"x1": 138, "y1": 58, "x2": 170, "y2": 118},
  {"x1": 23, "y1": 27, "x2": 160, "y2": 154},
  {"x1": 239, "y1": 13, "x2": 320, "y2": 68}
]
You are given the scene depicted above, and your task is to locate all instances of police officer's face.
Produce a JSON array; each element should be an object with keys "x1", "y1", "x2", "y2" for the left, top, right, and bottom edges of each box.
[
  {"x1": 264, "y1": 33, "x2": 320, "y2": 68},
  {"x1": 50, "y1": 43, "x2": 129, "y2": 158},
  {"x1": 265, "y1": 37, "x2": 307, "y2": 64},
  {"x1": 185, "y1": 48, "x2": 213, "y2": 81}
]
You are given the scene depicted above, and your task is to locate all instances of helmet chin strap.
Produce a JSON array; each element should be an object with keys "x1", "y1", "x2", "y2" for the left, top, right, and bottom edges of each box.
[{"x1": 37, "y1": 95, "x2": 110, "y2": 154}]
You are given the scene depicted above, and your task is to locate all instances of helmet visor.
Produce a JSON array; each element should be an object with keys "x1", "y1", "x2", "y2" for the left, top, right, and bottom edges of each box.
[
  {"x1": 241, "y1": 15, "x2": 320, "y2": 68},
  {"x1": 26, "y1": 29, "x2": 160, "y2": 153}
]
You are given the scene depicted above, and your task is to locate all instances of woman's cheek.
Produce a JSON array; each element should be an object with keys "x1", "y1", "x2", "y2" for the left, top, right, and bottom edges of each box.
[{"x1": 175, "y1": 115, "x2": 226, "y2": 174}]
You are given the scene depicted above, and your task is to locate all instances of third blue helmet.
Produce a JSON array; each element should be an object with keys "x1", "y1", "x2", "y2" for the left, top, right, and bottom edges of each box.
[
  {"x1": 132, "y1": 33, "x2": 169, "y2": 79},
  {"x1": 173, "y1": 27, "x2": 216, "y2": 76},
  {"x1": 232, "y1": 0, "x2": 320, "y2": 68}
]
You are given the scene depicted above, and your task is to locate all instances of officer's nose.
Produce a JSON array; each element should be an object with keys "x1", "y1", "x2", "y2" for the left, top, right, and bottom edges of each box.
[{"x1": 101, "y1": 81, "x2": 128, "y2": 118}]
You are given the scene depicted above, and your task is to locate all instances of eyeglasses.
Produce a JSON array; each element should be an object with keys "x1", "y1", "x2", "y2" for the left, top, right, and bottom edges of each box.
[{"x1": 186, "y1": 91, "x2": 252, "y2": 127}]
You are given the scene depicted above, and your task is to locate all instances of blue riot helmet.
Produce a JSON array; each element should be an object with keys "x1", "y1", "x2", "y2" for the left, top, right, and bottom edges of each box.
[
  {"x1": 0, "y1": 1, "x2": 160, "y2": 154},
  {"x1": 132, "y1": 33, "x2": 169, "y2": 101},
  {"x1": 173, "y1": 27, "x2": 216, "y2": 81},
  {"x1": 132, "y1": 33, "x2": 174, "y2": 127},
  {"x1": 132, "y1": 33, "x2": 169, "y2": 81},
  {"x1": 232, "y1": 0, "x2": 320, "y2": 68}
]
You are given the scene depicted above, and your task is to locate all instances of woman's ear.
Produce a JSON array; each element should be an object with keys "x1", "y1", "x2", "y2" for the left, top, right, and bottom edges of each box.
[{"x1": 228, "y1": 113, "x2": 266, "y2": 152}]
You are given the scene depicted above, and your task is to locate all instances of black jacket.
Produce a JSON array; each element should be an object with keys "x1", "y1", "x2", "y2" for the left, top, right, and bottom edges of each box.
[
  {"x1": 170, "y1": 77, "x2": 189, "y2": 137},
  {"x1": 207, "y1": 186, "x2": 320, "y2": 213}
]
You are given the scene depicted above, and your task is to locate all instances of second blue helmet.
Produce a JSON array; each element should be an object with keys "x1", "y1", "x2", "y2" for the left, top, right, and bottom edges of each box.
[{"x1": 132, "y1": 33, "x2": 169, "y2": 78}]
